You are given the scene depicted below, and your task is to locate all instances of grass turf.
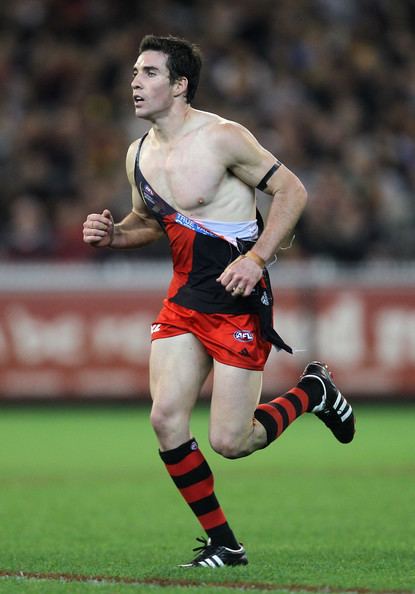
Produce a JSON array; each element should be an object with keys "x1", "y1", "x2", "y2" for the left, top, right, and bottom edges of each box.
[{"x1": 0, "y1": 404, "x2": 414, "y2": 594}]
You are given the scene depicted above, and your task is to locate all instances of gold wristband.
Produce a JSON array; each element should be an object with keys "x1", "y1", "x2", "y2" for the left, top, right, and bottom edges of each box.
[{"x1": 245, "y1": 250, "x2": 265, "y2": 269}]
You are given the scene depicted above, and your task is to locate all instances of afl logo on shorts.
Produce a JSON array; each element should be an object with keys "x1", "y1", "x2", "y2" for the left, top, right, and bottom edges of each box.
[{"x1": 233, "y1": 330, "x2": 254, "y2": 342}]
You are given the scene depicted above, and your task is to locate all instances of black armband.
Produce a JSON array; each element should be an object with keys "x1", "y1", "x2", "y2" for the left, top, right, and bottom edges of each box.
[{"x1": 256, "y1": 161, "x2": 282, "y2": 191}]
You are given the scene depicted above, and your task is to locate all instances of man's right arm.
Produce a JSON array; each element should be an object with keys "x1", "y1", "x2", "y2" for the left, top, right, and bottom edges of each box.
[{"x1": 83, "y1": 141, "x2": 163, "y2": 249}]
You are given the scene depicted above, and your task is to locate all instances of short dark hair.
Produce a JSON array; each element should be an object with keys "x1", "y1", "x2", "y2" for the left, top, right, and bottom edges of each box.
[{"x1": 138, "y1": 35, "x2": 202, "y2": 103}]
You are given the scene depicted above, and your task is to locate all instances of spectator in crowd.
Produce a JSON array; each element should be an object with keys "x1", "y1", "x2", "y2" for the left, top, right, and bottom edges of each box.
[{"x1": 2, "y1": 194, "x2": 54, "y2": 259}]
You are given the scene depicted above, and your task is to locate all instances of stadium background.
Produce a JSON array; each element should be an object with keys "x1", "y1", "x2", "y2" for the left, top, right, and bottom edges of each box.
[{"x1": 1, "y1": 0, "x2": 415, "y2": 401}]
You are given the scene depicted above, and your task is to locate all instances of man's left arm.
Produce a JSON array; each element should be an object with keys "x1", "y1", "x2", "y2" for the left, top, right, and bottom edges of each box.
[{"x1": 216, "y1": 122, "x2": 307, "y2": 296}]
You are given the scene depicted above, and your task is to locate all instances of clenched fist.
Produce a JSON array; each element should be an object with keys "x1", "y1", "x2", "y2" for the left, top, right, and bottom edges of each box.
[{"x1": 83, "y1": 209, "x2": 114, "y2": 248}]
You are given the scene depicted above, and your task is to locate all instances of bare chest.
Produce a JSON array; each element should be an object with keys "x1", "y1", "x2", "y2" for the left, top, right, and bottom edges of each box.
[{"x1": 139, "y1": 140, "x2": 226, "y2": 213}]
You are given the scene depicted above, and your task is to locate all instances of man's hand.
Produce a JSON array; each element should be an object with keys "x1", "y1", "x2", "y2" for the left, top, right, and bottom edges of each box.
[
  {"x1": 216, "y1": 254, "x2": 263, "y2": 297},
  {"x1": 83, "y1": 209, "x2": 114, "y2": 248}
]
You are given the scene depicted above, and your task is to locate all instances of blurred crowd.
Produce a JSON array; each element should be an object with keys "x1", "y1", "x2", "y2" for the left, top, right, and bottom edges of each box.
[{"x1": 1, "y1": 0, "x2": 415, "y2": 263}]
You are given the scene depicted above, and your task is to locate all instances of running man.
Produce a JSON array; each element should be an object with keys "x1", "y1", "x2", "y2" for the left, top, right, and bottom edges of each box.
[{"x1": 83, "y1": 35, "x2": 355, "y2": 568}]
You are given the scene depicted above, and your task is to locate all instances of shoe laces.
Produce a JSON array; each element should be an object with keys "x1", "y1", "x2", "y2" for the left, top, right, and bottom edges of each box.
[
  {"x1": 191, "y1": 537, "x2": 216, "y2": 560},
  {"x1": 193, "y1": 536, "x2": 209, "y2": 551}
]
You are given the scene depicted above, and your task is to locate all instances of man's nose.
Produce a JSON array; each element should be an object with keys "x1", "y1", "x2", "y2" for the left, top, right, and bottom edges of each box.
[{"x1": 131, "y1": 75, "x2": 142, "y2": 89}]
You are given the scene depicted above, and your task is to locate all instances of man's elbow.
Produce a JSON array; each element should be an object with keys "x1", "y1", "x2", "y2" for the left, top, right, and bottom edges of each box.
[{"x1": 292, "y1": 177, "x2": 308, "y2": 213}]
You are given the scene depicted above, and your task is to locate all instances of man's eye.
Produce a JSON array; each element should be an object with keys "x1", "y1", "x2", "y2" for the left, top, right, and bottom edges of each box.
[{"x1": 148, "y1": 71, "x2": 156, "y2": 77}]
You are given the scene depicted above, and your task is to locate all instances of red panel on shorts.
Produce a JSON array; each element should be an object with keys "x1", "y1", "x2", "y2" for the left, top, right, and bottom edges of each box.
[{"x1": 151, "y1": 300, "x2": 272, "y2": 371}]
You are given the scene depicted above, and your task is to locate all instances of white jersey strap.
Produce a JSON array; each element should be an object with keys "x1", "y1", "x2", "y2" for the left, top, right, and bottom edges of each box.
[{"x1": 193, "y1": 218, "x2": 258, "y2": 246}]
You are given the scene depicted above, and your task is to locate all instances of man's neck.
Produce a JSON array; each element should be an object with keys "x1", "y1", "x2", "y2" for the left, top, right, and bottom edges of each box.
[{"x1": 149, "y1": 103, "x2": 194, "y2": 144}]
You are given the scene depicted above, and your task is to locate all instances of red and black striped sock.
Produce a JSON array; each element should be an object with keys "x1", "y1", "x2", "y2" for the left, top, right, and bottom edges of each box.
[
  {"x1": 254, "y1": 385, "x2": 319, "y2": 446},
  {"x1": 159, "y1": 438, "x2": 239, "y2": 549}
]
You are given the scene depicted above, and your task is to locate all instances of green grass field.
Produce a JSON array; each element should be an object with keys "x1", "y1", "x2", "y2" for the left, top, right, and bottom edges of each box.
[{"x1": 0, "y1": 403, "x2": 414, "y2": 594}]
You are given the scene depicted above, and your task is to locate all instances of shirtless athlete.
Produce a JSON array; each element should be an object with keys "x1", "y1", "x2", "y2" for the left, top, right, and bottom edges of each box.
[{"x1": 83, "y1": 35, "x2": 355, "y2": 568}]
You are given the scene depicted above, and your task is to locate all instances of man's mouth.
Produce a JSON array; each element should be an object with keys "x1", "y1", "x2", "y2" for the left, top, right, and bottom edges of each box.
[{"x1": 134, "y1": 95, "x2": 144, "y2": 105}]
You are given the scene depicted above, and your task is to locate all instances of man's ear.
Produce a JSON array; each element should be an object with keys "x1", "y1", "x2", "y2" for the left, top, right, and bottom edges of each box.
[{"x1": 173, "y1": 76, "x2": 188, "y2": 98}]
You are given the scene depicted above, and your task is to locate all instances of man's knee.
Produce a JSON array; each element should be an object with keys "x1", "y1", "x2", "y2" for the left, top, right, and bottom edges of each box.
[
  {"x1": 209, "y1": 432, "x2": 247, "y2": 459},
  {"x1": 150, "y1": 403, "x2": 175, "y2": 438},
  {"x1": 150, "y1": 401, "x2": 191, "y2": 441}
]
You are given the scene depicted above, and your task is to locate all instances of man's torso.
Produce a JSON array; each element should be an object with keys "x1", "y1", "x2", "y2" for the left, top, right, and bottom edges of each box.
[{"x1": 135, "y1": 110, "x2": 256, "y2": 222}]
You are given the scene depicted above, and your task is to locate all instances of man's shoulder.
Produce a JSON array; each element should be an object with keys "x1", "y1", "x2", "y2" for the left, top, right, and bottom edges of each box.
[
  {"x1": 208, "y1": 119, "x2": 253, "y2": 156},
  {"x1": 126, "y1": 135, "x2": 148, "y2": 166},
  {"x1": 195, "y1": 109, "x2": 242, "y2": 128},
  {"x1": 125, "y1": 137, "x2": 145, "y2": 183},
  {"x1": 127, "y1": 136, "x2": 144, "y2": 153},
  {"x1": 193, "y1": 110, "x2": 249, "y2": 146}
]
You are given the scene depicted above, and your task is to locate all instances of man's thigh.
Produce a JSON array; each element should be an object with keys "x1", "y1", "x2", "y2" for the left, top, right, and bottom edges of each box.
[
  {"x1": 150, "y1": 333, "x2": 212, "y2": 412},
  {"x1": 209, "y1": 360, "x2": 263, "y2": 444}
]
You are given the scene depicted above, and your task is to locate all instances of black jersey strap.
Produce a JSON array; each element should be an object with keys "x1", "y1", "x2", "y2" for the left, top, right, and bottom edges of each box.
[
  {"x1": 256, "y1": 161, "x2": 282, "y2": 191},
  {"x1": 136, "y1": 132, "x2": 149, "y2": 162}
]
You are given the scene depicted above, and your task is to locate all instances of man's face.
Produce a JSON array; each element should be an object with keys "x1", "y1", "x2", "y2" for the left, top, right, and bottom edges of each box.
[{"x1": 131, "y1": 50, "x2": 175, "y2": 119}]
